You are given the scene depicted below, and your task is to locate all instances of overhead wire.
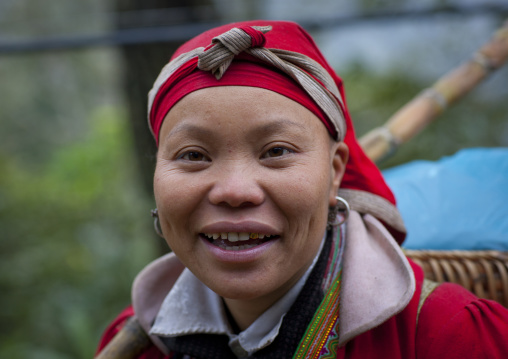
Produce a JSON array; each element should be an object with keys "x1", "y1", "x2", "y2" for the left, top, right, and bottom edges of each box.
[{"x1": 0, "y1": 2, "x2": 507, "y2": 55}]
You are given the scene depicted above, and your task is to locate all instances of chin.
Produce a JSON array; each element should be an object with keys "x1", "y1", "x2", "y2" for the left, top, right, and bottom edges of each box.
[
  {"x1": 206, "y1": 269, "x2": 294, "y2": 303},
  {"x1": 217, "y1": 287, "x2": 262, "y2": 301},
  {"x1": 209, "y1": 276, "x2": 264, "y2": 299}
]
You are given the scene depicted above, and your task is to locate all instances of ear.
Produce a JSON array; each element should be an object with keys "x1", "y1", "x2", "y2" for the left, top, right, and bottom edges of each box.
[{"x1": 329, "y1": 142, "x2": 349, "y2": 207}]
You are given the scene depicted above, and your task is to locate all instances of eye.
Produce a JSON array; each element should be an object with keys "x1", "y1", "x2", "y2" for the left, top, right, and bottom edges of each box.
[
  {"x1": 178, "y1": 151, "x2": 209, "y2": 162},
  {"x1": 262, "y1": 146, "x2": 293, "y2": 158}
]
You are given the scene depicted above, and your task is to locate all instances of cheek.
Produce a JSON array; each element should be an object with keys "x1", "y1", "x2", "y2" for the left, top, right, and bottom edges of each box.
[
  {"x1": 272, "y1": 162, "x2": 332, "y2": 228},
  {"x1": 153, "y1": 166, "x2": 205, "y2": 231}
]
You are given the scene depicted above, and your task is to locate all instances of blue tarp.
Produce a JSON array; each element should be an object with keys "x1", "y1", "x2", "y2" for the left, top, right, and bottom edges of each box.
[{"x1": 383, "y1": 148, "x2": 508, "y2": 250}]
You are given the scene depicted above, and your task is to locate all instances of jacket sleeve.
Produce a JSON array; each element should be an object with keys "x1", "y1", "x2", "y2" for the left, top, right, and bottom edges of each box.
[
  {"x1": 416, "y1": 283, "x2": 508, "y2": 359},
  {"x1": 95, "y1": 306, "x2": 169, "y2": 359}
]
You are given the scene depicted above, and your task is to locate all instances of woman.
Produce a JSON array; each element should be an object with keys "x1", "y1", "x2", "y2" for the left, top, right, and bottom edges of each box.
[{"x1": 96, "y1": 21, "x2": 508, "y2": 358}]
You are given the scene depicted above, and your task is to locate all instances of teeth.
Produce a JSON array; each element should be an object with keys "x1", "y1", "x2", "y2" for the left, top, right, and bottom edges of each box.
[
  {"x1": 218, "y1": 244, "x2": 257, "y2": 251},
  {"x1": 204, "y1": 232, "x2": 274, "y2": 241}
]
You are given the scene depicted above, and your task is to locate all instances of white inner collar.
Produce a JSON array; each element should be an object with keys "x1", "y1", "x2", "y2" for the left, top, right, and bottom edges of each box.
[{"x1": 150, "y1": 236, "x2": 325, "y2": 358}]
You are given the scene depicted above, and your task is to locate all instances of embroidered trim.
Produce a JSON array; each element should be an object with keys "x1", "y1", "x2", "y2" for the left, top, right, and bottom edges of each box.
[
  {"x1": 293, "y1": 271, "x2": 342, "y2": 359},
  {"x1": 318, "y1": 327, "x2": 339, "y2": 359},
  {"x1": 293, "y1": 224, "x2": 344, "y2": 359}
]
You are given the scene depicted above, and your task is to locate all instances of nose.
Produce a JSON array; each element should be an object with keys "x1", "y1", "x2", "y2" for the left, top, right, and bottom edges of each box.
[{"x1": 208, "y1": 163, "x2": 265, "y2": 208}]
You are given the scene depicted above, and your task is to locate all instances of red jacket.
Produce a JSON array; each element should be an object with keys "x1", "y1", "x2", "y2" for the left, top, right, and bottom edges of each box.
[{"x1": 96, "y1": 260, "x2": 508, "y2": 359}]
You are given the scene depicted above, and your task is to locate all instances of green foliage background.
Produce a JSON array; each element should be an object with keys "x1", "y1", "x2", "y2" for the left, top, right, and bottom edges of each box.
[
  {"x1": 0, "y1": 106, "x2": 158, "y2": 358},
  {"x1": 0, "y1": 2, "x2": 506, "y2": 359}
]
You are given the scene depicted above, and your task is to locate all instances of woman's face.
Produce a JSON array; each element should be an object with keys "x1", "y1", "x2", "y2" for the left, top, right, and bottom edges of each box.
[{"x1": 154, "y1": 86, "x2": 347, "y2": 305}]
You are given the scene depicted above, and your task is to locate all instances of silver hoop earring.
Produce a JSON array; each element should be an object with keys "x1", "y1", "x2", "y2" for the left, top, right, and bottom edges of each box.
[
  {"x1": 327, "y1": 196, "x2": 350, "y2": 229},
  {"x1": 151, "y1": 209, "x2": 164, "y2": 238}
]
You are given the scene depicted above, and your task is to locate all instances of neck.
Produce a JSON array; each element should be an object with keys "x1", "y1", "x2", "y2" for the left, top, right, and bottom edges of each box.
[
  {"x1": 225, "y1": 261, "x2": 324, "y2": 331},
  {"x1": 222, "y1": 271, "x2": 307, "y2": 331},
  {"x1": 222, "y1": 285, "x2": 292, "y2": 331},
  {"x1": 223, "y1": 297, "x2": 271, "y2": 332}
]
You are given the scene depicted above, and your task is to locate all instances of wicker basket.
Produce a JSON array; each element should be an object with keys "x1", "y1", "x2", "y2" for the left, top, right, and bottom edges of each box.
[{"x1": 405, "y1": 250, "x2": 508, "y2": 307}]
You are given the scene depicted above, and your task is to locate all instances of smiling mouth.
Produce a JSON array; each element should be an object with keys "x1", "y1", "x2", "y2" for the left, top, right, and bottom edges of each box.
[{"x1": 201, "y1": 232, "x2": 279, "y2": 251}]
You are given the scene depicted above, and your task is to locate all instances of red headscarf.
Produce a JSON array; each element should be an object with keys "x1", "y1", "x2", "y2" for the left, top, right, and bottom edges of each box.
[{"x1": 148, "y1": 20, "x2": 406, "y2": 243}]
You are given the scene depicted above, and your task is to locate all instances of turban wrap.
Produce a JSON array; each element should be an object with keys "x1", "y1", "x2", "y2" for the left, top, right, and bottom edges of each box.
[{"x1": 148, "y1": 20, "x2": 406, "y2": 244}]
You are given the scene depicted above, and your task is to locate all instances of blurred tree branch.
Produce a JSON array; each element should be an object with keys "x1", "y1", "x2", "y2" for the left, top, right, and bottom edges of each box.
[{"x1": 114, "y1": 0, "x2": 219, "y2": 254}]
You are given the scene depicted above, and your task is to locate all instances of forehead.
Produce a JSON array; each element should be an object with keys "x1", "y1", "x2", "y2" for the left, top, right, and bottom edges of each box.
[{"x1": 158, "y1": 86, "x2": 331, "y2": 143}]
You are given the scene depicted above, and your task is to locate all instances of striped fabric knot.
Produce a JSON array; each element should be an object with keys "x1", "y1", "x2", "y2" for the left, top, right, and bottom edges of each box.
[
  {"x1": 198, "y1": 26, "x2": 272, "y2": 79},
  {"x1": 239, "y1": 26, "x2": 268, "y2": 47}
]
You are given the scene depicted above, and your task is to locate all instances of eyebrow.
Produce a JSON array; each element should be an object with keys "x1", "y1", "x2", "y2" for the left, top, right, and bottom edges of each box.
[
  {"x1": 253, "y1": 119, "x2": 308, "y2": 134},
  {"x1": 163, "y1": 118, "x2": 308, "y2": 143},
  {"x1": 164, "y1": 123, "x2": 214, "y2": 142}
]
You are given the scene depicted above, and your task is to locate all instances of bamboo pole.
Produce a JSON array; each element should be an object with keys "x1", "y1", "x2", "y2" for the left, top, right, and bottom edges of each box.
[
  {"x1": 359, "y1": 19, "x2": 508, "y2": 163},
  {"x1": 95, "y1": 317, "x2": 151, "y2": 359}
]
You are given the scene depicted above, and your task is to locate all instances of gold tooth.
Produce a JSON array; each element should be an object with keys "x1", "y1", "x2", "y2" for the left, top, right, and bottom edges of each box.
[{"x1": 249, "y1": 233, "x2": 259, "y2": 239}]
